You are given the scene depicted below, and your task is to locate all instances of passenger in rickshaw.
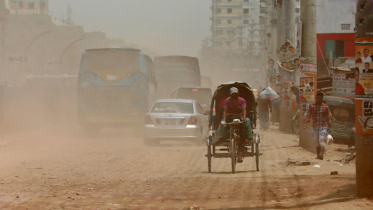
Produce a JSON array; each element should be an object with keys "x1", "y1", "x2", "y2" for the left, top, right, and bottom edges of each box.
[{"x1": 213, "y1": 87, "x2": 253, "y2": 162}]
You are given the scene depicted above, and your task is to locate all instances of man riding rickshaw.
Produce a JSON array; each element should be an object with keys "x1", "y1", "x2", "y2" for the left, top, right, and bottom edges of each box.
[
  {"x1": 206, "y1": 81, "x2": 261, "y2": 174},
  {"x1": 213, "y1": 87, "x2": 253, "y2": 163}
]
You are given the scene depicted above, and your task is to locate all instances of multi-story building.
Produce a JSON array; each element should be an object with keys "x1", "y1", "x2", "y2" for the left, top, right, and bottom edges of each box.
[
  {"x1": 8, "y1": 0, "x2": 49, "y2": 15},
  {"x1": 211, "y1": 0, "x2": 269, "y2": 56},
  {"x1": 210, "y1": 0, "x2": 269, "y2": 87},
  {"x1": 211, "y1": 0, "x2": 244, "y2": 55}
]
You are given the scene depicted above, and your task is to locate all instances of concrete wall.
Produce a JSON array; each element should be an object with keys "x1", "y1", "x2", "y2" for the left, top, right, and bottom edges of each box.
[{"x1": 316, "y1": 0, "x2": 356, "y2": 34}]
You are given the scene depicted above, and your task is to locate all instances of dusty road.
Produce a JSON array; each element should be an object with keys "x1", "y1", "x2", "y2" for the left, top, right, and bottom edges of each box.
[{"x1": 0, "y1": 124, "x2": 371, "y2": 210}]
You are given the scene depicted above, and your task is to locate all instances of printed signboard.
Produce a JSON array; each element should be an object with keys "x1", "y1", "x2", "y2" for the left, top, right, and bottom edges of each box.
[
  {"x1": 300, "y1": 63, "x2": 317, "y2": 73},
  {"x1": 333, "y1": 72, "x2": 355, "y2": 98}
]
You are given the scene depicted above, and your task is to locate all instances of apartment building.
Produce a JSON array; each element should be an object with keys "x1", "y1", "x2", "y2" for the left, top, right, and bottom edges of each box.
[
  {"x1": 211, "y1": 0, "x2": 244, "y2": 54},
  {"x1": 211, "y1": 0, "x2": 269, "y2": 56},
  {"x1": 8, "y1": 0, "x2": 49, "y2": 15}
]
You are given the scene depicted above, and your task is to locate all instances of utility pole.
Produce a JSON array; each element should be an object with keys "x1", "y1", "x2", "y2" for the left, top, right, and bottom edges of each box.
[
  {"x1": 284, "y1": 0, "x2": 295, "y2": 45},
  {"x1": 355, "y1": 0, "x2": 373, "y2": 198},
  {"x1": 298, "y1": 0, "x2": 317, "y2": 151},
  {"x1": 277, "y1": 0, "x2": 296, "y2": 133}
]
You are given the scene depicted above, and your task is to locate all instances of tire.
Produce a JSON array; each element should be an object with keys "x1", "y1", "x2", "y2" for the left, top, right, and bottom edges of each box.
[
  {"x1": 207, "y1": 145, "x2": 212, "y2": 173},
  {"x1": 255, "y1": 143, "x2": 260, "y2": 171},
  {"x1": 292, "y1": 117, "x2": 299, "y2": 135},
  {"x1": 230, "y1": 137, "x2": 236, "y2": 174}
]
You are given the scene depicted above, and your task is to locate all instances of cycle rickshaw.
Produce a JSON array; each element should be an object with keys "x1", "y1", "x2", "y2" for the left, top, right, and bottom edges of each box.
[{"x1": 205, "y1": 81, "x2": 261, "y2": 174}]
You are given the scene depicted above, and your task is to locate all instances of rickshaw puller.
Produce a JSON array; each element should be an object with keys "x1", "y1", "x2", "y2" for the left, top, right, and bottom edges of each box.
[{"x1": 213, "y1": 87, "x2": 253, "y2": 163}]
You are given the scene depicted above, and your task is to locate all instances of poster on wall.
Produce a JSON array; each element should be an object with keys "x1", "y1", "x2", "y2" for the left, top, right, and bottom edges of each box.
[
  {"x1": 299, "y1": 76, "x2": 316, "y2": 115},
  {"x1": 332, "y1": 72, "x2": 355, "y2": 98},
  {"x1": 300, "y1": 63, "x2": 317, "y2": 73},
  {"x1": 276, "y1": 40, "x2": 300, "y2": 72},
  {"x1": 296, "y1": 21, "x2": 302, "y2": 56},
  {"x1": 356, "y1": 37, "x2": 373, "y2": 135},
  {"x1": 356, "y1": 37, "x2": 373, "y2": 98},
  {"x1": 280, "y1": 79, "x2": 296, "y2": 112},
  {"x1": 356, "y1": 99, "x2": 373, "y2": 135}
]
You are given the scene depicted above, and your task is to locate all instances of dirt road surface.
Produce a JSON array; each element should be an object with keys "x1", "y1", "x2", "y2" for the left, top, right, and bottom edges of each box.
[{"x1": 0, "y1": 124, "x2": 372, "y2": 210}]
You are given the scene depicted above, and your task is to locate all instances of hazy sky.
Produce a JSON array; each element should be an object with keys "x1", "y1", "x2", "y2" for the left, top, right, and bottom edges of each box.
[{"x1": 49, "y1": 0, "x2": 211, "y2": 57}]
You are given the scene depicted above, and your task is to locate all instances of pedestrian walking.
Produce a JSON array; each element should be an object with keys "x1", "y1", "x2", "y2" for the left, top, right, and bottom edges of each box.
[
  {"x1": 258, "y1": 95, "x2": 272, "y2": 131},
  {"x1": 304, "y1": 92, "x2": 331, "y2": 160}
]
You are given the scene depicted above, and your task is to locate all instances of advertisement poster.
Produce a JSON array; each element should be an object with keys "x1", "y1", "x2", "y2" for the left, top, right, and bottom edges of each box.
[
  {"x1": 296, "y1": 21, "x2": 302, "y2": 56},
  {"x1": 356, "y1": 99, "x2": 373, "y2": 135},
  {"x1": 276, "y1": 40, "x2": 300, "y2": 72},
  {"x1": 300, "y1": 63, "x2": 317, "y2": 73},
  {"x1": 279, "y1": 79, "x2": 296, "y2": 112},
  {"x1": 356, "y1": 37, "x2": 373, "y2": 98},
  {"x1": 332, "y1": 72, "x2": 355, "y2": 98},
  {"x1": 299, "y1": 77, "x2": 315, "y2": 104},
  {"x1": 267, "y1": 58, "x2": 277, "y2": 87}
]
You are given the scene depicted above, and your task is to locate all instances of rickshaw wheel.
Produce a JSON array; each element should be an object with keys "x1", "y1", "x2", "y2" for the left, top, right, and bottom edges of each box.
[
  {"x1": 255, "y1": 142, "x2": 260, "y2": 171},
  {"x1": 230, "y1": 138, "x2": 236, "y2": 174},
  {"x1": 207, "y1": 145, "x2": 212, "y2": 173}
]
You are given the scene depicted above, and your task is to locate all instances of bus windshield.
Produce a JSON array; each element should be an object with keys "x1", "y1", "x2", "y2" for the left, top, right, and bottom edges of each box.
[
  {"x1": 85, "y1": 50, "x2": 139, "y2": 82},
  {"x1": 176, "y1": 88, "x2": 212, "y2": 105},
  {"x1": 154, "y1": 56, "x2": 200, "y2": 83}
]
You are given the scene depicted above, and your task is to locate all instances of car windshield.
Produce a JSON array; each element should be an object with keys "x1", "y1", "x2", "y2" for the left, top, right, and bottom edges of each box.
[{"x1": 151, "y1": 102, "x2": 194, "y2": 114}]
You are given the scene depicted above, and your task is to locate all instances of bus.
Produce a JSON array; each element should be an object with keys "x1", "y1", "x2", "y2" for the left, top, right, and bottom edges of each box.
[
  {"x1": 78, "y1": 48, "x2": 156, "y2": 129},
  {"x1": 154, "y1": 56, "x2": 201, "y2": 99}
]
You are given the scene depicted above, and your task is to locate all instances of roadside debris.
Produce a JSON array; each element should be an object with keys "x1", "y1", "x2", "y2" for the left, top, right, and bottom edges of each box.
[
  {"x1": 189, "y1": 205, "x2": 202, "y2": 210},
  {"x1": 343, "y1": 152, "x2": 356, "y2": 163},
  {"x1": 287, "y1": 158, "x2": 312, "y2": 166},
  {"x1": 331, "y1": 171, "x2": 338, "y2": 175}
]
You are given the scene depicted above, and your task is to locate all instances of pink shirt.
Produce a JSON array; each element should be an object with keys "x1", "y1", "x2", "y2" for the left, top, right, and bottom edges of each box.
[{"x1": 223, "y1": 97, "x2": 246, "y2": 114}]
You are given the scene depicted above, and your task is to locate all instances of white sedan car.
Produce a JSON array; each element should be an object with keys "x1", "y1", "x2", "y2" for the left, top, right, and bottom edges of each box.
[{"x1": 144, "y1": 99, "x2": 209, "y2": 145}]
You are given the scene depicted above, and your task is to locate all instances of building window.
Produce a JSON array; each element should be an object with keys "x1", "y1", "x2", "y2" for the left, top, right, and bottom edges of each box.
[
  {"x1": 325, "y1": 40, "x2": 345, "y2": 58},
  {"x1": 295, "y1": 8, "x2": 300, "y2": 14},
  {"x1": 41, "y1": 2, "x2": 46, "y2": 9},
  {"x1": 260, "y1": 8, "x2": 266, "y2": 14},
  {"x1": 19, "y1": 2, "x2": 23, "y2": 8},
  {"x1": 217, "y1": 8, "x2": 221, "y2": 13},
  {"x1": 228, "y1": 0, "x2": 232, "y2": 2},
  {"x1": 341, "y1": 24, "x2": 351, "y2": 30},
  {"x1": 227, "y1": 19, "x2": 232, "y2": 24},
  {"x1": 227, "y1": 8, "x2": 232, "y2": 13},
  {"x1": 244, "y1": 0, "x2": 249, "y2": 2},
  {"x1": 215, "y1": 30, "x2": 223, "y2": 36},
  {"x1": 243, "y1": 19, "x2": 249, "y2": 24},
  {"x1": 216, "y1": 19, "x2": 221, "y2": 25},
  {"x1": 244, "y1": 9, "x2": 249, "y2": 14},
  {"x1": 29, "y1": 2, "x2": 34, "y2": 9}
]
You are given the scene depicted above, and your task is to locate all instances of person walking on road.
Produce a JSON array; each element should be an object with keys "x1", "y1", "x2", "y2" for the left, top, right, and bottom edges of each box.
[
  {"x1": 258, "y1": 92, "x2": 272, "y2": 131},
  {"x1": 304, "y1": 92, "x2": 331, "y2": 160}
]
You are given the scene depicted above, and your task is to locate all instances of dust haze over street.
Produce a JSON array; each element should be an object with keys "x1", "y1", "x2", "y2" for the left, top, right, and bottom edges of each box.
[
  {"x1": 1, "y1": 0, "x2": 373, "y2": 209},
  {"x1": 0, "y1": 122, "x2": 367, "y2": 209}
]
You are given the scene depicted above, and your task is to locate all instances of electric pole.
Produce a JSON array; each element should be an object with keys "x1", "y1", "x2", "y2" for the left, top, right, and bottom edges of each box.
[{"x1": 355, "y1": 0, "x2": 373, "y2": 198}]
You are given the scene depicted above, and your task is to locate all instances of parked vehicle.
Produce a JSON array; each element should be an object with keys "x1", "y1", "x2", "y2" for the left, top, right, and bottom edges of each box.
[
  {"x1": 143, "y1": 99, "x2": 209, "y2": 145},
  {"x1": 170, "y1": 87, "x2": 212, "y2": 113},
  {"x1": 78, "y1": 48, "x2": 156, "y2": 130},
  {"x1": 323, "y1": 96, "x2": 355, "y2": 147},
  {"x1": 154, "y1": 56, "x2": 201, "y2": 99}
]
